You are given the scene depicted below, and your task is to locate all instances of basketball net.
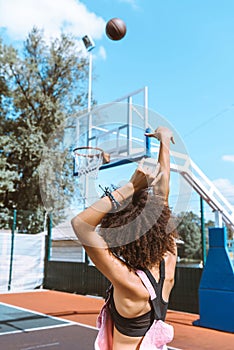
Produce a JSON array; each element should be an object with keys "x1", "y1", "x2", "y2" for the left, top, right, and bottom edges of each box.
[{"x1": 73, "y1": 146, "x2": 104, "y2": 178}]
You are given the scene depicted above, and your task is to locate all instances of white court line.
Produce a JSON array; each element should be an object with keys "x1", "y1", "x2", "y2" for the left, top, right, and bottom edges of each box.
[
  {"x1": 0, "y1": 301, "x2": 98, "y2": 333},
  {"x1": 2, "y1": 289, "x2": 48, "y2": 294},
  {"x1": 0, "y1": 321, "x2": 75, "y2": 336},
  {"x1": 0, "y1": 321, "x2": 76, "y2": 336},
  {"x1": 20, "y1": 342, "x2": 60, "y2": 350},
  {"x1": 0, "y1": 302, "x2": 76, "y2": 336},
  {"x1": 73, "y1": 321, "x2": 99, "y2": 331},
  {"x1": 0, "y1": 302, "x2": 75, "y2": 324}
]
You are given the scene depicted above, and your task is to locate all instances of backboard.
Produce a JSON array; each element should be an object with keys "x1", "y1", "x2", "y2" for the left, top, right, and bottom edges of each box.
[
  {"x1": 73, "y1": 87, "x2": 150, "y2": 165},
  {"x1": 70, "y1": 86, "x2": 192, "y2": 212}
]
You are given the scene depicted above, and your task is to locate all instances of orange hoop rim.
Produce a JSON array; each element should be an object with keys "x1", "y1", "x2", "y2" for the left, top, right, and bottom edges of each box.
[{"x1": 73, "y1": 146, "x2": 104, "y2": 157}]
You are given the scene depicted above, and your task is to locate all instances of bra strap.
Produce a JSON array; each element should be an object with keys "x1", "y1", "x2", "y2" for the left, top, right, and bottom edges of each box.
[
  {"x1": 135, "y1": 269, "x2": 156, "y2": 300},
  {"x1": 159, "y1": 259, "x2": 165, "y2": 280},
  {"x1": 136, "y1": 261, "x2": 166, "y2": 320}
]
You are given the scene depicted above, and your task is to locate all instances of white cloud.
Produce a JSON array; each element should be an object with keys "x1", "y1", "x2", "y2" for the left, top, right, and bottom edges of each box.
[
  {"x1": 213, "y1": 178, "x2": 234, "y2": 205},
  {"x1": 97, "y1": 46, "x2": 107, "y2": 60},
  {"x1": 0, "y1": 0, "x2": 105, "y2": 41},
  {"x1": 119, "y1": 0, "x2": 139, "y2": 10},
  {"x1": 222, "y1": 155, "x2": 234, "y2": 163}
]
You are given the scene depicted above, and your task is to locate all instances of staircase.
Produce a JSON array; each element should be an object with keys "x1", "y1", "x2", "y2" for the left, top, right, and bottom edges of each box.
[{"x1": 145, "y1": 145, "x2": 234, "y2": 230}]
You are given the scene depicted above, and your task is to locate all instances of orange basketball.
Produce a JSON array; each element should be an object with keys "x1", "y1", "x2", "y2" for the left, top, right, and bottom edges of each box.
[{"x1": 105, "y1": 18, "x2": 127, "y2": 41}]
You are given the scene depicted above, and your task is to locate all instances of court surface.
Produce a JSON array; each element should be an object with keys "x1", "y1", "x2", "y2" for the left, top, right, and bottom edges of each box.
[
  {"x1": 0, "y1": 300, "x2": 100, "y2": 350},
  {"x1": 0, "y1": 290, "x2": 233, "y2": 350}
]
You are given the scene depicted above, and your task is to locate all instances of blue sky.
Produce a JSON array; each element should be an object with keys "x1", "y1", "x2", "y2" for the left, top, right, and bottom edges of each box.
[{"x1": 1, "y1": 0, "x2": 234, "y2": 219}]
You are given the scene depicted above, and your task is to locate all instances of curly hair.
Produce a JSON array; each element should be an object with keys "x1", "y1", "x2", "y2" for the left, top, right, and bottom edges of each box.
[{"x1": 99, "y1": 189, "x2": 178, "y2": 270}]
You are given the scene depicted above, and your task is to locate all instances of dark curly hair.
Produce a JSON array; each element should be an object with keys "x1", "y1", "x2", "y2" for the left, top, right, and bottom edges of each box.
[{"x1": 99, "y1": 189, "x2": 178, "y2": 270}]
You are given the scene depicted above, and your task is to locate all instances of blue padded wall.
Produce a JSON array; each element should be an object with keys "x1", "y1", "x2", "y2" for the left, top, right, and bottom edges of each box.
[{"x1": 194, "y1": 227, "x2": 234, "y2": 332}]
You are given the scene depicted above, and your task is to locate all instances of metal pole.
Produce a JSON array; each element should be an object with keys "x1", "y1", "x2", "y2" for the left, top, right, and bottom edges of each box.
[
  {"x1": 81, "y1": 35, "x2": 95, "y2": 115},
  {"x1": 43, "y1": 212, "x2": 52, "y2": 288},
  {"x1": 81, "y1": 34, "x2": 95, "y2": 142},
  {"x1": 144, "y1": 86, "x2": 148, "y2": 131},
  {"x1": 47, "y1": 213, "x2": 52, "y2": 260},
  {"x1": 85, "y1": 51, "x2": 93, "y2": 210},
  {"x1": 81, "y1": 35, "x2": 95, "y2": 262},
  {"x1": 8, "y1": 208, "x2": 17, "y2": 291},
  {"x1": 127, "y1": 96, "x2": 133, "y2": 156},
  {"x1": 214, "y1": 210, "x2": 223, "y2": 227},
  {"x1": 87, "y1": 51, "x2": 92, "y2": 113},
  {"x1": 200, "y1": 197, "x2": 206, "y2": 266},
  {"x1": 145, "y1": 128, "x2": 151, "y2": 157}
]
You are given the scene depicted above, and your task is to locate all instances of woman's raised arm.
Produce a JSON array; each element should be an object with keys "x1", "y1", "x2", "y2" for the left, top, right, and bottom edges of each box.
[{"x1": 145, "y1": 126, "x2": 175, "y2": 204}]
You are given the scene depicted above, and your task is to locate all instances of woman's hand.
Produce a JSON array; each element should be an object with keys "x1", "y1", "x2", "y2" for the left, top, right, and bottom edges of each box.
[
  {"x1": 129, "y1": 159, "x2": 163, "y2": 193},
  {"x1": 145, "y1": 126, "x2": 175, "y2": 144}
]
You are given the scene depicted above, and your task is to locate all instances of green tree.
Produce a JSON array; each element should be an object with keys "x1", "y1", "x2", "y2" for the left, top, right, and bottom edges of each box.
[
  {"x1": 176, "y1": 211, "x2": 202, "y2": 260},
  {"x1": 0, "y1": 27, "x2": 89, "y2": 232},
  {"x1": 0, "y1": 44, "x2": 19, "y2": 227},
  {"x1": 226, "y1": 225, "x2": 234, "y2": 239}
]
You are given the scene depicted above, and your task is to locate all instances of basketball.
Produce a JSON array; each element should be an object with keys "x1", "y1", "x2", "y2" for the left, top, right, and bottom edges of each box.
[{"x1": 105, "y1": 18, "x2": 127, "y2": 41}]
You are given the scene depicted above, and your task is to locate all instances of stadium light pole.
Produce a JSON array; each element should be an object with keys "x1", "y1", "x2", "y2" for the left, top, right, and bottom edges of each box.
[
  {"x1": 82, "y1": 35, "x2": 95, "y2": 112},
  {"x1": 81, "y1": 35, "x2": 95, "y2": 266}
]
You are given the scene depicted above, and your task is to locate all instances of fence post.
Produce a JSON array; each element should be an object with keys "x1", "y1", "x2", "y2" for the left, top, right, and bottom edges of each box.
[
  {"x1": 8, "y1": 208, "x2": 17, "y2": 291},
  {"x1": 47, "y1": 213, "x2": 52, "y2": 260},
  {"x1": 200, "y1": 197, "x2": 207, "y2": 266},
  {"x1": 43, "y1": 213, "x2": 52, "y2": 287}
]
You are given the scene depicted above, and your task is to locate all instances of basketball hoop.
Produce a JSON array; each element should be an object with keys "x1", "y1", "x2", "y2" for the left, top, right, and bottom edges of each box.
[{"x1": 73, "y1": 146, "x2": 109, "y2": 178}]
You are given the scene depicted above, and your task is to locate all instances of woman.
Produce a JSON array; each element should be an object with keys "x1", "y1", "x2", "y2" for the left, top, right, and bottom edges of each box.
[{"x1": 71, "y1": 126, "x2": 178, "y2": 349}]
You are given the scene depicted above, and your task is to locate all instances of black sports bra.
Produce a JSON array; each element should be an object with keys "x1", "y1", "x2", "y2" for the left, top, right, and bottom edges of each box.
[{"x1": 108, "y1": 260, "x2": 168, "y2": 337}]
